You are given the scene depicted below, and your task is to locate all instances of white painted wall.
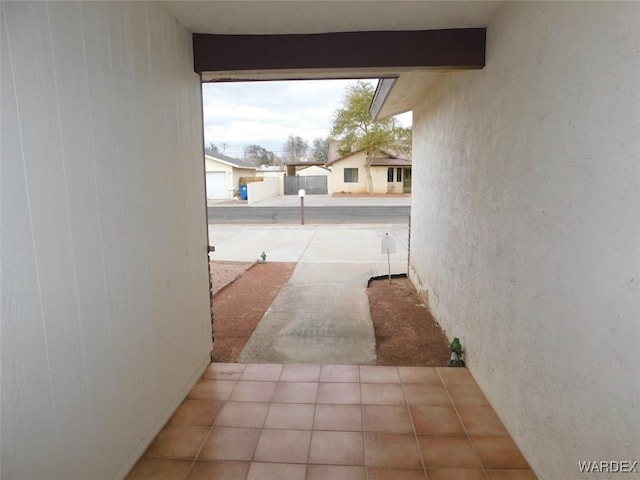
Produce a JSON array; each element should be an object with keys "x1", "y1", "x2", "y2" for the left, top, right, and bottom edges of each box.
[
  {"x1": 257, "y1": 170, "x2": 285, "y2": 195},
  {"x1": 331, "y1": 152, "x2": 368, "y2": 194},
  {"x1": 409, "y1": 3, "x2": 640, "y2": 479},
  {"x1": 248, "y1": 177, "x2": 279, "y2": 205},
  {"x1": 1, "y1": 2, "x2": 211, "y2": 479}
]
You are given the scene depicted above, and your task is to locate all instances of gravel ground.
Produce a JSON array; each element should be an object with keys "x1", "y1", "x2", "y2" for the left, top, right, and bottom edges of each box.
[{"x1": 210, "y1": 261, "x2": 254, "y2": 296}]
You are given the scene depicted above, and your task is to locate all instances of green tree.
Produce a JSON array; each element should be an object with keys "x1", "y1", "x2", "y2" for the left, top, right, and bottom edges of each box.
[
  {"x1": 310, "y1": 137, "x2": 329, "y2": 163},
  {"x1": 331, "y1": 81, "x2": 412, "y2": 192},
  {"x1": 244, "y1": 144, "x2": 277, "y2": 166},
  {"x1": 283, "y1": 135, "x2": 309, "y2": 163}
]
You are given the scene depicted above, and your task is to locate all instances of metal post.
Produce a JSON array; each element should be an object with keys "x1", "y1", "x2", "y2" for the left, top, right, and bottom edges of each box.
[{"x1": 298, "y1": 189, "x2": 305, "y2": 225}]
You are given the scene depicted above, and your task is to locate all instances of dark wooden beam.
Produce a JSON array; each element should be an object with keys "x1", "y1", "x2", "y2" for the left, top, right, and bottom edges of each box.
[{"x1": 193, "y1": 29, "x2": 486, "y2": 74}]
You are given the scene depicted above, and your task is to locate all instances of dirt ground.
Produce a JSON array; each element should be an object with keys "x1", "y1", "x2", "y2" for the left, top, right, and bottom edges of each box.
[
  {"x1": 211, "y1": 262, "x2": 296, "y2": 363},
  {"x1": 366, "y1": 277, "x2": 450, "y2": 366},
  {"x1": 210, "y1": 262, "x2": 450, "y2": 365}
]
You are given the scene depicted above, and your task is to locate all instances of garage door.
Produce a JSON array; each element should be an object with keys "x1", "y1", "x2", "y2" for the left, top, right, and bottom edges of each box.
[{"x1": 206, "y1": 172, "x2": 227, "y2": 199}]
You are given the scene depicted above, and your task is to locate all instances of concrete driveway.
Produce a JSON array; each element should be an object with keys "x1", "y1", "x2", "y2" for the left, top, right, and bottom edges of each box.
[{"x1": 208, "y1": 224, "x2": 409, "y2": 364}]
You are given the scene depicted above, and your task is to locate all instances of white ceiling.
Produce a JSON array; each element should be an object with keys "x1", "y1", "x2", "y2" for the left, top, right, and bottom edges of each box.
[
  {"x1": 161, "y1": 1, "x2": 502, "y2": 35},
  {"x1": 161, "y1": 0, "x2": 504, "y2": 117}
]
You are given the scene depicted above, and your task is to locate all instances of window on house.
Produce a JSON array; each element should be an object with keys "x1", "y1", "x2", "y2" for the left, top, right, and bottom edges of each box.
[
  {"x1": 387, "y1": 167, "x2": 394, "y2": 182},
  {"x1": 344, "y1": 168, "x2": 358, "y2": 183},
  {"x1": 396, "y1": 168, "x2": 402, "y2": 182}
]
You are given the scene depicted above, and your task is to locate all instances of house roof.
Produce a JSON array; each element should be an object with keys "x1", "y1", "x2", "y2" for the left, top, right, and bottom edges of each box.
[
  {"x1": 325, "y1": 149, "x2": 411, "y2": 167},
  {"x1": 205, "y1": 153, "x2": 257, "y2": 170},
  {"x1": 370, "y1": 157, "x2": 412, "y2": 167}
]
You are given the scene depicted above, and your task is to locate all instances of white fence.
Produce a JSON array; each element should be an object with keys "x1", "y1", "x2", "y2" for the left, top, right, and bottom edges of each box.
[{"x1": 247, "y1": 177, "x2": 279, "y2": 205}]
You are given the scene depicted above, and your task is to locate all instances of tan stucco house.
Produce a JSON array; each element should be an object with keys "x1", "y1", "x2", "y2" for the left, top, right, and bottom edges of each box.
[
  {"x1": 326, "y1": 150, "x2": 411, "y2": 194},
  {"x1": 205, "y1": 153, "x2": 257, "y2": 199}
]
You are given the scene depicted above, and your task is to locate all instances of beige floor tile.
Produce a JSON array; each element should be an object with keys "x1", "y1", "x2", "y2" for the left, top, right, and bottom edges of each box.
[
  {"x1": 398, "y1": 367, "x2": 442, "y2": 385},
  {"x1": 410, "y1": 405, "x2": 465, "y2": 435},
  {"x1": 360, "y1": 365, "x2": 400, "y2": 383},
  {"x1": 241, "y1": 363, "x2": 283, "y2": 381},
  {"x1": 364, "y1": 432, "x2": 423, "y2": 469},
  {"x1": 125, "y1": 458, "x2": 192, "y2": 480},
  {"x1": 264, "y1": 403, "x2": 315, "y2": 430},
  {"x1": 320, "y1": 365, "x2": 360, "y2": 383},
  {"x1": 313, "y1": 404, "x2": 363, "y2": 431},
  {"x1": 470, "y1": 436, "x2": 531, "y2": 469},
  {"x1": 198, "y1": 427, "x2": 261, "y2": 461},
  {"x1": 246, "y1": 462, "x2": 306, "y2": 480},
  {"x1": 418, "y1": 435, "x2": 481, "y2": 468},
  {"x1": 361, "y1": 383, "x2": 405, "y2": 405},
  {"x1": 186, "y1": 460, "x2": 250, "y2": 480},
  {"x1": 254, "y1": 429, "x2": 312, "y2": 464},
  {"x1": 363, "y1": 405, "x2": 413, "y2": 433},
  {"x1": 216, "y1": 401, "x2": 269, "y2": 428},
  {"x1": 280, "y1": 364, "x2": 321, "y2": 382},
  {"x1": 309, "y1": 431, "x2": 365, "y2": 465},
  {"x1": 458, "y1": 406, "x2": 508, "y2": 436},
  {"x1": 187, "y1": 379, "x2": 236, "y2": 401},
  {"x1": 307, "y1": 465, "x2": 366, "y2": 480},
  {"x1": 168, "y1": 399, "x2": 223, "y2": 426},
  {"x1": 272, "y1": 381, "x2": 318, "y2": 403},
  {"x1": 230, "y1": 381, "x2": 277, "y2": 402},
  {"x1": 317, "y1": 382, "x2": 361, "y2": 404},
  {"x1": 144, "y1": 426, "x2": 210, "y2": 460},
  {"x1": 403, "y1": 384, "x2": 451, "y2": 406}
]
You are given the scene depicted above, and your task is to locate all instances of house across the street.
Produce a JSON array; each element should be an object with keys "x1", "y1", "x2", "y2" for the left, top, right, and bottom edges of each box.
[
  {"x1": 205, "y1": 153, "x2": 257, "y2": 200},
  {"x1": 326, "y1": 150, "x2": 412, "y2": 194}
]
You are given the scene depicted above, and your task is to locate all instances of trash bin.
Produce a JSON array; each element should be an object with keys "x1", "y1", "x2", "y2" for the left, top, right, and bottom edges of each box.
[{"x1": 239, "y1": 185, "x2": 248, "y2": 200}]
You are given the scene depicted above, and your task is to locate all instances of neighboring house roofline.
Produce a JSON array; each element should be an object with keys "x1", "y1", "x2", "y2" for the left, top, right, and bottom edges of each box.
[
  {"x1": 205, "y1": 153, "x2": 257, "y2": 170},
  {"x1": 326, "y1": 149, "x2": 411, "y2": 167}
]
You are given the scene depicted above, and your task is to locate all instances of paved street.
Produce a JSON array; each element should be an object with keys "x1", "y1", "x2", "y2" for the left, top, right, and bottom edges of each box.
[
  {"x1": 208, "y1": 206, "x2": 410, "y2": 224},
  {"x1": 208, "y1": 194, "x2": 412, "y2": 225}
]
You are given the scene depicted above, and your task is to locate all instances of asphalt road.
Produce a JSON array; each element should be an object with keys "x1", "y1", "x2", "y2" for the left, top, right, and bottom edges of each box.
[{"x1": 208, "y1": 206, "x2": 410, "y2": 224}]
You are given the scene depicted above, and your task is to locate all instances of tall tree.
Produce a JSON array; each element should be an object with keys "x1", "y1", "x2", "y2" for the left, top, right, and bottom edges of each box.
[
  {"x1": 204, "y1": 142, "x2": 219, "y2": 156},
  {"x1": 310, "y1": 137, "x2": 330, "y2": 163},
  {"x1": 283, "y1": 135, "x2": 309, "y2": 163},
  {"x1": 330, "y1": 81, "x2": 412, "y2": 192},
  {"x1": 244, "y1": 144, "x2": 277, "y2": 166}
]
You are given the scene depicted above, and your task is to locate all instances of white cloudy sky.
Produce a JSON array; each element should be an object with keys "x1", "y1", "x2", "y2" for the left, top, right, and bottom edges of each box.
[{"x1": 202, "y1": 79, "x2": 411, "y2": 159}]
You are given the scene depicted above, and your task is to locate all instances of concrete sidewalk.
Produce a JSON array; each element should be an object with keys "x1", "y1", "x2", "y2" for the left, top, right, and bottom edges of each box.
[{"x1": 209, "y1": 224, "x2": 409, "y2": 363}]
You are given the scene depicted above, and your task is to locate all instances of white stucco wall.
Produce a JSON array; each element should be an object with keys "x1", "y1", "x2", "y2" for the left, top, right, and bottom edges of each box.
[
  {"x1": 1, "y1": 2, "x2": 211, "y2": 479},
  {"x1": 258, "y1": 170, "x2": 286, "y2": 195},
  {"x1": 409, "y1": 3, "x2": 640, "y2": 479},
  {"x1": 247, "y1": 177, "x2": 279, "y2": 205},
  {"x1": 331, "y1": 152, "x2": 368, "y2": 194}
]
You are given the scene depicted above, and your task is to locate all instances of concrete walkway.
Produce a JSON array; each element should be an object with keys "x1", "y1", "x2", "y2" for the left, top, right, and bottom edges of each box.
[{"x1": 209, "y1": 224, "x2": 409, "y2": 364}]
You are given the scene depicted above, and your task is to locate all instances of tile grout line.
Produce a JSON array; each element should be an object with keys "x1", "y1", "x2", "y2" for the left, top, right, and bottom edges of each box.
[
  {"x1": 435, "y1": 367, "x2": 490, "y2": 480},
  {"x1": 359, "y1": 365, "x2": 370, "y2": 480},
  {"x1": 399, "y1": 367, "x2": 430, "y2": 480}
]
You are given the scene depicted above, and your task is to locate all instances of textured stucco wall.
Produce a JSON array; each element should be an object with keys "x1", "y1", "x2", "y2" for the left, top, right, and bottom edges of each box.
[
  {"x1": 331, "y1": 152, "x2": 368, "y2": 194},
  {"x1": 1, "y1": 2, "x2": 211, "y2": 478},
  {"x1": 409, "y1": 3, "x2": 639, "y2": 479}
]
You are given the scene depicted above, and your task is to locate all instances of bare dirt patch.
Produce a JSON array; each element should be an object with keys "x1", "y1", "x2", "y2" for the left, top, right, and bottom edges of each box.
[
  {"x1": 367, "y1": 276, "x2": 450, "y2": 366},
  {"x1": 211, "y1": 262, "x2": 296, "y2": 363}
]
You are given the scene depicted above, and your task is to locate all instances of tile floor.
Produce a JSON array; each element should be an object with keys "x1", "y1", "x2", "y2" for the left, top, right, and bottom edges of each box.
[{"x1": 126, "y1": 363, "x2": 537, "y2": 480}]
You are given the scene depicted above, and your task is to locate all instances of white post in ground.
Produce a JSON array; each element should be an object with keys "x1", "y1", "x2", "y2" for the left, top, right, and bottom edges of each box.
[
  {"x1": 381, "y1": 233, "x2": 397, "y2": 283},
  {"x1": 298, "y1": 189, "x2": 305, "y2": 225}
]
